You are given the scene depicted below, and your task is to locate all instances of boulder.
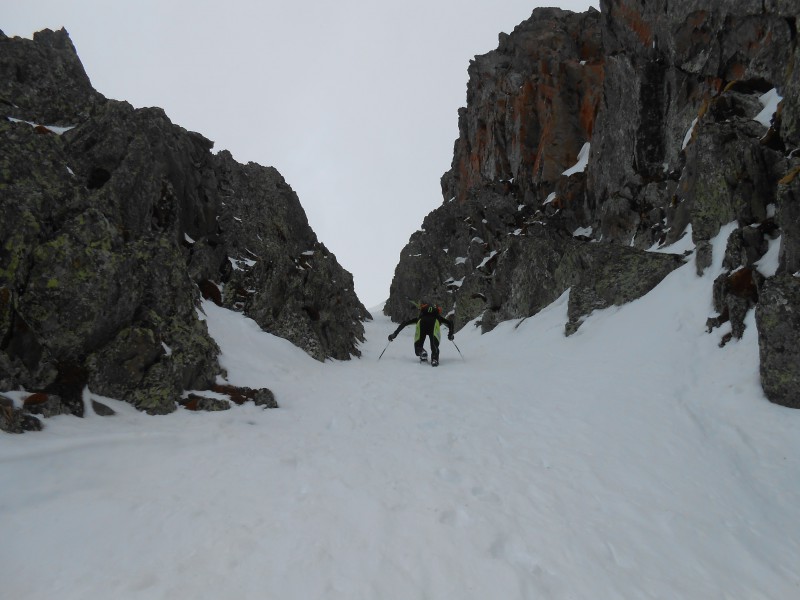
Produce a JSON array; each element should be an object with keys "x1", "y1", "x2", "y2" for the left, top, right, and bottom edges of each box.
[
  {"x1": 22, "y1": 392, "x2": 71, "y2": 418},
  {"x1": 181, "y1": 395, "x2": 231, "y2": 412},
  {"x1": 0, "y1": 395, "x2": 42, "y2": 433},
  {"x1": 680, "y1": 113, "x2": 783, "y2": 274},
  {"x1": 211, "y1": 383, "x2": 278, "y2": 408},
  {"x1": 180, "y1": 384, "x2": 278, "y2": 412},
  {"x1": 756, "y1": 275, "x2": 800, "y2": 408},
  {"x1": 564, "y1": 243, "x2": 685, "y2": 335}
]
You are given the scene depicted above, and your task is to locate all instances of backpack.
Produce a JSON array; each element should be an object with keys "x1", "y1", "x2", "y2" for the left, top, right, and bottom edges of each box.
[{"x1": 419, "y1": 303, "x2": 441, "y2": 316}]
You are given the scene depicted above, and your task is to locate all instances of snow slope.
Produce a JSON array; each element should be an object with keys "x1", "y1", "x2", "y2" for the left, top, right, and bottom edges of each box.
[{"x1": 2, "y1": 230, "x2": 799, "y2": 599}]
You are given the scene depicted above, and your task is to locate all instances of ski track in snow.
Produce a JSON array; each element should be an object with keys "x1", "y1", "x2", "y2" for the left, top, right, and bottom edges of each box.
[{"x1": 2, "y1": 240, "x2": 800, "y2": 599}]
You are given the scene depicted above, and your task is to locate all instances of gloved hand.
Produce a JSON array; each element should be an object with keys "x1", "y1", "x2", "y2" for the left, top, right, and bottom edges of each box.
[
  {"x1": 388, "y1": 334, "x2": 395, "y2": 341},
  {"x1": 448, "y1": 332, "x2": 454, "y2": 341}
]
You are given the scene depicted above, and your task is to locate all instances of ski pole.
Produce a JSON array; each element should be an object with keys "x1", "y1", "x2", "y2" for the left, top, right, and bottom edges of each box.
[
  {"x1": 378, "y1": 339, "x2": 392, "y2": 360},
  {"x1": 451, "y1": 339, "x2": 464, "y2": 361}
]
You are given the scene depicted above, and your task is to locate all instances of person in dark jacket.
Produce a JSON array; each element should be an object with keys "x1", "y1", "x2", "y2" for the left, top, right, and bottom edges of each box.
[{"x1": 388, "y1": 303, "x2": 454, "y2": 366}]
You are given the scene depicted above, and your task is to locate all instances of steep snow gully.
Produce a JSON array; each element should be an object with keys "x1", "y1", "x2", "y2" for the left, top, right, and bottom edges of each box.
[{"x1": 2, "y1": 229, "x2": 799, "y2": 599}]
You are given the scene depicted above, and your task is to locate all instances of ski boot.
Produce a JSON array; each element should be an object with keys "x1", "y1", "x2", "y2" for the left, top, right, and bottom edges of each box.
[
  {"x1": 431, "y1": 358, "x2": 439, "y2": 367},
  {"x1": 419, "y1": 350, "x2": 428, "y2": 363}
]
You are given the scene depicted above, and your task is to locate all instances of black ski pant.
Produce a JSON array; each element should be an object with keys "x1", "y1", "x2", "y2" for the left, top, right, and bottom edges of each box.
[{"x1": 415, "y1": 332, "x2": 440, "y2": 360}]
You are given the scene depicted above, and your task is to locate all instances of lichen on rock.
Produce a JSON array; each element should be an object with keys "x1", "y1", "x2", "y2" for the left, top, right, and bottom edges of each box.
[
  {"x1": 1, "y1": 27, "x2": 368, "y2": 429},
  {"x1": 386, "y1": 0, "x2": 800, "y2": 408}
]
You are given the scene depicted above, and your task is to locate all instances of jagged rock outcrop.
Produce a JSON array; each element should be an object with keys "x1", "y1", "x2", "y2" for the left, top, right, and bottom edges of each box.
[
  {"x1": 441, "y1": 7, "x2": 603, "y2": 217},
  {"x1": 387, "y1": 6, "x2": 683, "y2": 330},
  {"x1": 0, "y1": 28, "x2": 103, "y2": 123},
  {"x1": 0, "y1": 28, "x2": 368, "y2": 430},
  {"x1": 387, "y1": 1, "x2": 799, "y2": 407},
  {"x1": 387, "y1": 8, "x2": 610, "y2": 327},
  {"x1": 210, "y1": 152, "x2": 369, "y2": 361}
]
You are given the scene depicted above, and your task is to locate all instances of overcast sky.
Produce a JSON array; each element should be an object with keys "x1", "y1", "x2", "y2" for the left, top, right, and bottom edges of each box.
[{"x1": 5, "y1": 0, "x2": 598, "y2": 307}]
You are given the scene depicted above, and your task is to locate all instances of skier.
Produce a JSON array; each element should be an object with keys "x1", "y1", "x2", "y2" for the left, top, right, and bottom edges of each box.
[{"x1": 388, "y1": 302, "x2": 455, "y2": 367}]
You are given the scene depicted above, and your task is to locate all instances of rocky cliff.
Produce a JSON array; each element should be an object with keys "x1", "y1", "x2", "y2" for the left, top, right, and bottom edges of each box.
[
  {"x1": 386, "y1": 1, "x2": 800, "y2": 408},
  {"x1": 0, "y1": 28, "x2": 369, "y2": 431}
]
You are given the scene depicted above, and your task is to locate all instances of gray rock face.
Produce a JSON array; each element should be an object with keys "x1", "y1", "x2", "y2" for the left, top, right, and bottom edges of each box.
[
  {"x1": 591, "y1": 0, "x2": 793, "y2": 255},
  {"x1": 441, "y1": 7, "x2": 603, "y2": 211},
  {"x1": 211, "y1": 152, "x2": 370, "y2": 361},
  {"x1": 756, "y1": 275, "x2": 800, "y2": 408},
  {"x1": 1, "y1": 29, "x2": 367, "y2": 428},
  {"x1": 386, "y1": 189, "x2": 683, "y2": 336},
  {"x1": 776, "y1": 160, "x2": 800, "y2": 276},
  {"x1": 387, "y1": 6, "x2": 685, "y2": 334},
  {"x1": 679, "y1": 97, "x2": 785, "y2": 275},
  {"x1": 387, "y1": 1, "x2": 800, "y2": 407},
  {"x1": 0, "y1": 28, "x2": 103, "y2": 124}
]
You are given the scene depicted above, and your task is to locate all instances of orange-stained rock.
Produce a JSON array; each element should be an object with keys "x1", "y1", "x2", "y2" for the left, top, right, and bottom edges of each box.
[{"x1": 443, "y1": 7, "x2": 603, "y2": 206}]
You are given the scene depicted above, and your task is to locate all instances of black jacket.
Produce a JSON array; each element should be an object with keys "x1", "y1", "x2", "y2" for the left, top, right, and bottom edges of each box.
[{"x1": 392, "y1": 308, "x2": 454, "y2": 341}]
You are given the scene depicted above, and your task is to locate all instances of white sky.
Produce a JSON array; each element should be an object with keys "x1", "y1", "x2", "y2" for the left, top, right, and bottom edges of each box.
[{"x1": 3, "y1": 0, "x2": 599, "y2": 306}]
